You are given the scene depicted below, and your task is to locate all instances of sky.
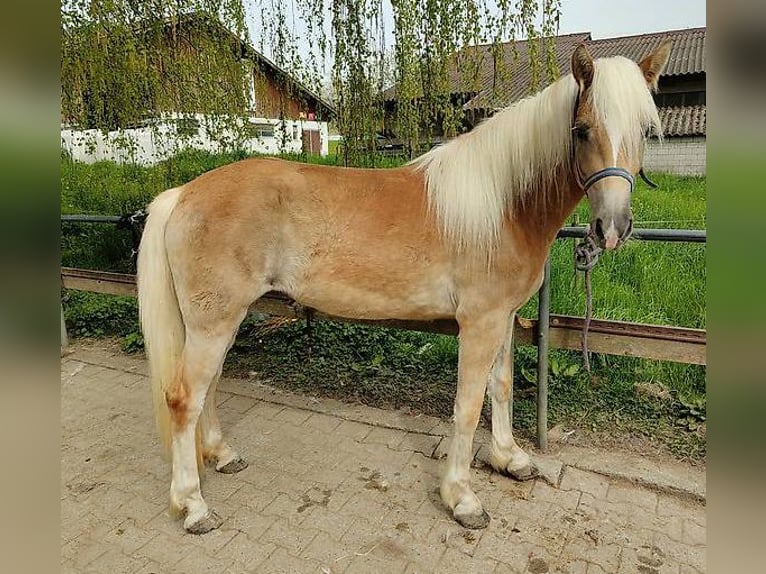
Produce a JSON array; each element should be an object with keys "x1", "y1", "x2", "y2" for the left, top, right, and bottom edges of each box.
[{"x1": 555, "y1": 0, "x2": 706, "y2": 38}]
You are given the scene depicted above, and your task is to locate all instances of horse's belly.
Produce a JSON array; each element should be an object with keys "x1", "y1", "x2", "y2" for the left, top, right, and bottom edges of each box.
[{"x1": 289, "y1": 273, "x2": 456, "y2": 321}]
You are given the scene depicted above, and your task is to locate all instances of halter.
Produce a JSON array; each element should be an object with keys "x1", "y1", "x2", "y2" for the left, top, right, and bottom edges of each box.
[
  {"x1": 570, "y1": 90, "x2": 658, "y2": 196},
  {"x1": 581, "y1": 167, "x2": 634, "y2": 195}
]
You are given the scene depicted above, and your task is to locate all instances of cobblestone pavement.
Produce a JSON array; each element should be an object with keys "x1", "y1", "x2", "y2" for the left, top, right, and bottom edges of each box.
[{"x1": 61, "y1": 343, "x2": 706, "y2": 573}]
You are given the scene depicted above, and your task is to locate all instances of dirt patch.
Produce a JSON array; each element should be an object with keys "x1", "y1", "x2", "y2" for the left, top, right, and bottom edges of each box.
[
  {"x1": 528, "y1": 557, "x2": 549, "y2": 573},
  {"x1": 296, "y1": 486, "x2": 332, "y2": 513},
  {"x1": 358, "y1": 468, "x2": 389, "y2": 492}
]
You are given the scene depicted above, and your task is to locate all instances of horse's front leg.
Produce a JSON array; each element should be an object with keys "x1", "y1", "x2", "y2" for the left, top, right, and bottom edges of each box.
[
  {"x1": 441, "y1": 309, "x2": 510, "y2": 529},
  {"x1": 487, "y1": 313, "x2": 538, "y2": 480}
]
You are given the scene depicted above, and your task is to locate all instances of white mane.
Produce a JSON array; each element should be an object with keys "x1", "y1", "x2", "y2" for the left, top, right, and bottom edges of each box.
[{"x1": 412, "y1": 56, "x2": 663, "y2": 253}]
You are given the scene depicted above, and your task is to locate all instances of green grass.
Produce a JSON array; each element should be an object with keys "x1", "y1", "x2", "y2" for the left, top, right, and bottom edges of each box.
[{"x1": 61, "y1": 150, "x2": 706, "y2": 463}]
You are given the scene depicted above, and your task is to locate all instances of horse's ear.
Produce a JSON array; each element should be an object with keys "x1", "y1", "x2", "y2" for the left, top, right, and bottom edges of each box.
[
  {"x1": 638, "y1": 40, "x2": 672, "y2": 92},
  {"x1": 571, "y1": 43, "x2": 594, "y2": 90}
]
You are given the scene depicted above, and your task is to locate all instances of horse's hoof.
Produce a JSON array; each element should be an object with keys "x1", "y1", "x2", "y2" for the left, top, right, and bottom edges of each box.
[
  {"x1": 506, "y1": 462, "x2": 539, "y2": 482},
  {"x1": 217, "y1": 457, "x2": 249, "y2": 474},
  {"x1": 454, "y1": 508, "x2": 490, "y2": 530},
  {"x1": 185, "y1": 510, "x2": 223, "y2": 535}
]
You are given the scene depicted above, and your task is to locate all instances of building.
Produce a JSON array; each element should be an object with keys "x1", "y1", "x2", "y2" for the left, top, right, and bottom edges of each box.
[
  {"x1": 383, "y1": 27, "x2": 706, "y2": 175},
  {"x1": 61, "y1": 13, "x2": 336, "y2": 164}
]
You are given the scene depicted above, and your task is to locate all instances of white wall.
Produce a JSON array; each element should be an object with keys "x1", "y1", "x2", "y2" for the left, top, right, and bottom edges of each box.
[
  {"x1": 61, "y1": 115, "x2": 330, "y2": 165},
  {"x1": 644, "y1": 136, "x2": 706, "y2": 176}
]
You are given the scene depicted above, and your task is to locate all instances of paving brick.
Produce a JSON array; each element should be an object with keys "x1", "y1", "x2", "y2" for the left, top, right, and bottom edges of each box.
[
  {"x1": 474, "y1": 529, "x2": 538, "y2": 570},
  {"x1": 135, "y1": 532, "x2": 190, "y2": 568},
  {"x1": 438, "y1": 547, "x2": 499, "y2": 574},
  {"x1": 620, "y1": 546, "x2": 682, "y2": 574},
  {"x1": 221, "y1": 394, "x2": 258, "y2": 414},
  {"x1": 682, "y1": 519, "x2": 706, "y2": 547},
  {"x1": 261, "y1": 517, "x2": 319, "y2": 556},
  {"x1": 273, "y1": 405, "x2": 313, "y2": 425},
  {"x1": 363, "y1": 426, "x2": 408, "y2": 448},
  {"x1": 60, "y1": 346, "x2": 707, "y2": 574},
  {"x1": 493, "y1": 561, "x2": 524, "y2": 574},
  {"x1": 564, "y1": 535, "x2": 621, "y2": 571},
  {"x1": 247, "y1": 400, "x2": 286, "y2": 420},
  {"x1": 214, "y1": 532, "x2": 277, "y2": 567},
  {"x1": 301, "y1": 530, "x2": 358, "y2": 567},
  {"x1": 652, "y1": 533, "x2": 706, "y2": 573},
  {"x1": 303, "y1": 411, "x2": 344, "y2": 433},
  {"x1": 560, "y1": 467, "x2": 610, "y2": 499},
  {"x1": 82, "y1": 549, "x2": 148, "y2": 574},
  {"x1": 169, "y1": 549, "x2": 234, "y2": 574},
  {"x1": 98, "y1": 519, "x2": 158, "y2": 555},
  {"x1": 657, "y1": 493, "x2": 706, "y2": 527},
  {"x1": 63, "y1": 537, "x2": 109, "y2": 570},
  {"x1": 215, "y1": 391, "x2": 233, "y2": 407},
  {"x1": 531, "y1": 480, "x2": 581, "y2": 511},
  {"x1": 560, "y1": 560, "x2": 589, "y2": 574},
  {"x1": 333, "y1": 419, "x2": 373, "y2": 441},
  {"x1": 344, "y1": 552, "x2": 408, "y2": 574},
  {"x1": 257, "y1": 547, "x2": 322, "y2": 574},
  {"x1": 607, "y1": 482, "x2": 658, "y2": 511}
]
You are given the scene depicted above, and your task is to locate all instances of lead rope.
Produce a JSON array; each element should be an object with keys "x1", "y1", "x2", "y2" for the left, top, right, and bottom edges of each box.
[{"x1": 573, "y1": 229, "x2": 603, "y2": 372}]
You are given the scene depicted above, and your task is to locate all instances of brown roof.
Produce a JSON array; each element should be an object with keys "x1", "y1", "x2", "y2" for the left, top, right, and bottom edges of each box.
[
  {"x1": 384, "y1": 27, "x2": 706, "y2": 115},
  {"x1": 464, "y1": 27, "x2": 706, "y2": 112},
  {"x1": 658, "y1": 105, "x2": 706, "y2": 136},
  {"x1": 585, "y1": 27, "x2": 706, "y2": 76},
  {"x1": 458, "y1": 32, "x2": 591, "y2": 112}
]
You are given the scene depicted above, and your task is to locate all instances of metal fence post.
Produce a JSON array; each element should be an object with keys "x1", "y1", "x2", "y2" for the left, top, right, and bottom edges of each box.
[
  {"x1": 61, "y1": 302, "x2": 69, "y2": 352},
  {"x1": 537, "y1": 259, "x2": 551, "y2": 451}
]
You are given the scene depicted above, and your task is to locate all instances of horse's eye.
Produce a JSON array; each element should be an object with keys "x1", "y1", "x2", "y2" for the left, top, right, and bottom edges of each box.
[{"x1": 573, "y1": 123, "x2": 590, "y2": 141}]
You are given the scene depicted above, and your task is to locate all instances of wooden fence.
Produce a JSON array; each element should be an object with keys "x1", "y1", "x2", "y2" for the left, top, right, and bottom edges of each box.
[{"x1": 61, "y1": 266, "x2": 706, "y2": 366}]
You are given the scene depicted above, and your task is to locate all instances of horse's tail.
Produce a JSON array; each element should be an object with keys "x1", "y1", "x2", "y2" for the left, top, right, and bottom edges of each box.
[{"x1": 137, "y1": 187, "x2": 184, "y2": 458}]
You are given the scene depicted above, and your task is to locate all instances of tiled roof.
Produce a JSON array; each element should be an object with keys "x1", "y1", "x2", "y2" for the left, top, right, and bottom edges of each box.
[
  {"x1": 585, "y1": 27, "x2": 705, "y2": 76},
  {"x1": 459, "y1": 32, "x2": 591, "y2": 111},
  {"x1": 659, "y1": 105, "x2": 706, "y2": 136},
  {"x1": 383, "y1": 27, "x2": 706, "y2": 115}
]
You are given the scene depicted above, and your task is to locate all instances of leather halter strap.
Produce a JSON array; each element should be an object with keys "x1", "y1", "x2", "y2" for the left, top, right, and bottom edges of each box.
[
  {"x1": 581, "y1": 166, "x2": 634, "y2": 194},
  {"x1": 571, "y1": 89, "x2": 657, "y2": 195}
]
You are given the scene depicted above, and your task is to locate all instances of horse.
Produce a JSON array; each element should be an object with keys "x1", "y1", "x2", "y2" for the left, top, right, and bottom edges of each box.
[{"x1": 137, "y1": 41, "x2": 671, "y2": 534}]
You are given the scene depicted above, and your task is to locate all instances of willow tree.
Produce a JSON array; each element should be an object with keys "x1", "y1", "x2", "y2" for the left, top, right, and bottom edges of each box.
[
  {"x1": 61, "y1": 1, "x2": 249, "y2": 134},
  {"x1": 61, "y1": 0, "x2": 562, "y2": 165}
]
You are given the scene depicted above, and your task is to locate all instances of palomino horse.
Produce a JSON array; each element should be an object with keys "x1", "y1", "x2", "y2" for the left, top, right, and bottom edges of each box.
[{"x1": 137, "y1": 42, "x2": 671, "y2": 533}]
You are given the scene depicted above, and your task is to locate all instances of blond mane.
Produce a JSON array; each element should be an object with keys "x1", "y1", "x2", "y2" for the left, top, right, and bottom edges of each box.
[{"x1": 412, "y1": 56, "x2": 663, "y2": 253}]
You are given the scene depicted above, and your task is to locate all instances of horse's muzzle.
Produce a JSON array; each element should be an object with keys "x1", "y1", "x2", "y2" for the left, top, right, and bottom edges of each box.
[{"x1": 593, "y1": 215, "x2": 633, "y2": 250}]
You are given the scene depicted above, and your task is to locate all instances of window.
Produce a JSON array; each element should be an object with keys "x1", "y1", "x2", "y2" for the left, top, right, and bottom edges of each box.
[
  {"x1": 292, "y1": 124, "x2": 299, "y2": 140},
  {"x1": 247, "y1": 123, "x2": 275, "y2": 139},
  {"x1": 654, "y1": 91, "x2": 706, "y2": 107},
  {"x1": 176, "y1": 118, "x2": 199, "y2": 137}
]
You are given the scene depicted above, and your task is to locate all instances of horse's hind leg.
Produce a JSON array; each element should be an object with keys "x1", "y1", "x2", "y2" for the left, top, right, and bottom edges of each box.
[
  {"x1": 199, "y1": 352, "x2": 248, "y2": 474},
  {"x1": 487, "y1": 313, "x2": 538, "y2": 481},
  {"x1": 441, "y1": 309, "x2": 511, "y2": 529},
  {"x1": 167, "y1": 316, "x2": 245, "y2": 534}
]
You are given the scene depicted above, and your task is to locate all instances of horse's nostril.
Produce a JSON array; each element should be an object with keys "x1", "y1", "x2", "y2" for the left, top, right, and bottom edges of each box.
[{"x1": 594, "y1": 218, "x2": 605, "y2": 241}]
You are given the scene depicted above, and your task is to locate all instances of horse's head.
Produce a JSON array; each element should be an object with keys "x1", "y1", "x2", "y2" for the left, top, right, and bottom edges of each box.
[{"x1": 570, "y1": 41, "x2": 672, "y2": 250}]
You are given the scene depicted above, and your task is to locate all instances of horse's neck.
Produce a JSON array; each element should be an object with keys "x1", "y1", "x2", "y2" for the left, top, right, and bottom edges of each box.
[{"x1": 505, "y1": 167, "x2": 584, "y2": 259}]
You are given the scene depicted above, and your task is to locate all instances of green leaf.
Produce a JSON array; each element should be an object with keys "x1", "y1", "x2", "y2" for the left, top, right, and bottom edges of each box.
[{"x1": 564, "y1": 364, "x2": 581, "y2": 377}]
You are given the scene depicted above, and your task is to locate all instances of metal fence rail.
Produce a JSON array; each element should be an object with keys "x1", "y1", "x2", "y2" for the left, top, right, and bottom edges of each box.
[
  {"x1": 61, "y1": 216, "x2": 706, "y2": 449},
  {"x1": 536, "y1": 226, "x2": 706, "y2": 448}
]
